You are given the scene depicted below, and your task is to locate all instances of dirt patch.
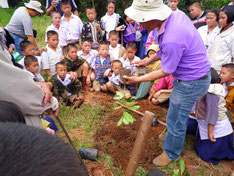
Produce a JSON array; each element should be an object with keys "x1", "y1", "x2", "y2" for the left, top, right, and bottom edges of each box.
[
  {"x1": 86, "y1": 161, "x2": 114, "y2": 176},
  {"x1": 94, "y1": 99, "x2": 168, "y2": 171}
]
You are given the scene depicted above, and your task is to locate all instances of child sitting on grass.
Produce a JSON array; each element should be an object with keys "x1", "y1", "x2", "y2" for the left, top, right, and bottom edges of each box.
[
  {"x1": 64, "y1": 43, "x2": 90, "y2": 90},
  {"x1": 24, "y1": 55, "x2": 53, "y2": 89},
  {"x1": 42, "y1": 30, "x2": 63, "y2": 78},
  {"x1": 93, "y1": 40, "x2": 112, "y2": 92},
  {"x1": 102, "y1": 60, "x2": 131, "y2": 99},
  {"x1": 77, "y1": 39, "x2": 98, "y2": 90},
  {"x1": 45, "y1": 11, "x2": 61, "y2": 42},
  {"x1": 188, "y1": 68, "x2": 234, "y2": 165},
  {"x1": 52, "y1": 62, "x2": 84, "y2": 109},
  {"x1": 18, "y1": 40, "x2": 42, "y2": 69},
  {"x1": 109, "y1": 30, "x2": 126, "y2": 60},
  {"x1": 81, "y1": 7, "x2": 105, "y2": 49},
  {"x1": 220, "y1": 63, "x2": 234, "y2": 122},
  {"x1": 119, "y1": 42, "x2": 140, "y2": 96},
  {"x1": 148, "y1": 74, "x2": 175, "y2": 105}
]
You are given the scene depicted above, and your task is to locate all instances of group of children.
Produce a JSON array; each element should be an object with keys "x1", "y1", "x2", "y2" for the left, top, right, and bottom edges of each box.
[{"x1": 1, "y1": 0, "x2": 234, "y2": 166}]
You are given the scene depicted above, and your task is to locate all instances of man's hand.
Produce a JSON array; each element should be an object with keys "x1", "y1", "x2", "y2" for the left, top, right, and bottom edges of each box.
[
  {"x1": 36, "y1": 82, "x2": 53, "y2": 106},
  {"x1": 120, "y1": 75, "x2": 138, "y2": 85},
  {"x1": 132, "y1": 59, "x2": 149, "y2": 67},
  {"x1": 45, "y1": 107, "x2": 59, "y2": 117}
]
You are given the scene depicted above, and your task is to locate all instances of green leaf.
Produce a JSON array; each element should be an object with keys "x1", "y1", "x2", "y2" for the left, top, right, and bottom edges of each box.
[
  {"x1": 179, "y1": 159, "x2": 185, "y2": 175},
  {"x1": 123, "y1": 111, "x2": 132, "y2": 121},
  {"x1": 126, "y1": 98, "x2": 133, "y2": 102},
  {"x1": 172, "y1": 169, "x2": 179, "y2": 176},
  {"x1": 113, "y1": 91, "x2": 124, "y2": 100},
  {"x1": 117, "y1": 117, "x2": 123, "y2": 126},
  {"x1": 185, "y1": 173, "x2": 190, "y2": 176},
  {"x1": 122, "y1": 116, "x2": 129, "y2": 125},
  {"x1": 126, "y1": 101, "x2": 135, "y2": 105},
  {"x1": 127, "y1": 105, "x2": 140, "y2": 111},
  {"x1": 114, "y1": 106, "x2": 122, "y2": 110}
]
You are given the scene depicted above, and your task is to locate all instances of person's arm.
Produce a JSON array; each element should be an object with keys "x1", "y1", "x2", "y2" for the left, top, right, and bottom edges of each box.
[
  {"x1": 205, "y1": 93, "x2": 219, "y2": 142},
  {"x1": 27, "y1": 35, "x2": 40, "y2": 56},
  {"x1": 44, "y1": 69, "x2": 53, "y2": 78},
  {"x1": 132, "y1": 53, "x2": 161, "y2": 67},
  {"x1": 46, "y1": 0, "x2": 57, "y2": 16},
  {"x1": 208, "y1": 124, "x2": 216, "y2": 142},
  {"x1": 123, "y1": 68, "x2": 170, "y2": 85}
]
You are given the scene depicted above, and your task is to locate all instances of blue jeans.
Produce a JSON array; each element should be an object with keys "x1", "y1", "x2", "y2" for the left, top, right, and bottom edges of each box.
[
  {"x1": 164, "y1": 72, "x2": 211, "y2": 160},
  {"x1": 10, "y1": 33, "x2": 24, "y2": 56}
]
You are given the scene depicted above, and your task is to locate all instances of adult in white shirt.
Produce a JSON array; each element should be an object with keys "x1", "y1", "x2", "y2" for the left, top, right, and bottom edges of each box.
[{"x1": 198, "y1": 8, "x2": 220, "y2": 54}]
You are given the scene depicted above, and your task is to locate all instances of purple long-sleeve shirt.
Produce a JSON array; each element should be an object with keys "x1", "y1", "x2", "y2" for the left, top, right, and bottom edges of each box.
[{"x1": 156, "y1": 11, "x2": 211, "y2": 81}]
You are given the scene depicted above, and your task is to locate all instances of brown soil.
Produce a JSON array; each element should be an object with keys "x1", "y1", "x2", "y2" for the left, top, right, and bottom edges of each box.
[
  {"x1": 86, "y1": 161, "x2": 114, "y2": 176},
  {"x1": 94, "y1": 98, "x2": 168, "y2": 171},
  {"x1": 65, "y1": 91, "x2": 234, "y2": 175}
]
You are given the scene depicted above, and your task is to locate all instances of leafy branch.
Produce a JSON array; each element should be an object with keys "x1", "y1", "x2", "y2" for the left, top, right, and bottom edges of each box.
[{"x1": 113, "y1": 91, "x2": 140, "y2": 126}]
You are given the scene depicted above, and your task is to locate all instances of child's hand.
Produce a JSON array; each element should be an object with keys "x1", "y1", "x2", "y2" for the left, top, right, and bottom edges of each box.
[
  {"x1": 208, "y1": 131, "x2": 216, "y2": 142},
  {"x1": 208, "y1": 124, "x2": 216, "y2": 142},
  {"x1": 95, "y1": 22, "x2": 101, "y2": 30},
  {"x1": 8, "y1": 47, "x2": 14, "y2": 54},
  {"x1": 41, "y1": 47, "x2": 47, "y2": 53},
  {"x1": 116, "y1": 25, "x2": 125, "y2": 31},
  {"x1": 60, "y1": 56, "x2": 64, "y2": 61},
  {"x1": 104, "y1": 69, "x2": 112, "y2": 77},
  {"x1": 69, "y1": 72, "x2": 78, "y2": 80},
  {"x1": 154, "y1": 90, "x2": 162, "y2": 99},
  {"x1": 109, "y1": 54, "x2": 114, "y2": 62},
  {"x1": 51, "y1": 0, "x2": 57, "y2": 8},
  {"x1": 123, "y1": 53, "x2": 128, "y2": 60},
  {"x1": 148, "y1": 89, "x2": 156, "y2": 101}
]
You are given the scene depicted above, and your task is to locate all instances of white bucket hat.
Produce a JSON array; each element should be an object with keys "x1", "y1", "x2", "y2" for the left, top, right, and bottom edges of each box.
[
  {"x1": 124, "y1": 0, "x2": 172, "y2": 22},
  {"x1": 24, "y1": 1, "x2": 43, "y2": 14}
]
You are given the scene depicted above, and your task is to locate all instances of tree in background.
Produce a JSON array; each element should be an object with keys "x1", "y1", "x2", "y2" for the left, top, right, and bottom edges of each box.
[{"x1": 11, "y1": 0, "x2": 231, "y2": 20}]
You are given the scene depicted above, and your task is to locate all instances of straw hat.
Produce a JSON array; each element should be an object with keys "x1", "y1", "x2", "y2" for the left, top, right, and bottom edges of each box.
[
  {"x1": 124, "y1": 0, "x2": 172, "y2": 22},
  {"x1": 24, "y1": 1, "x2": 43, "y2": 14}
]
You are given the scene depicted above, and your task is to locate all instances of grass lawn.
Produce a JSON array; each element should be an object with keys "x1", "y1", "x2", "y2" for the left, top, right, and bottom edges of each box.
[{"x1": 1, "y1": 8, "x2": 233, "y2": 176}]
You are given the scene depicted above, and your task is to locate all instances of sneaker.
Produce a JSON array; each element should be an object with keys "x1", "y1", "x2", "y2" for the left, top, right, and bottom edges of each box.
[{"x1": 152, "y1": 153, "x2": 173, "y2": 167}]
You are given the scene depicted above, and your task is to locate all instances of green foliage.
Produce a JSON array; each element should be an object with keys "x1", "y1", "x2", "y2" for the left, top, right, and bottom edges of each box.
[
  {"x1": 114, "y1": 91, "x2": 138, "y2": 126},
  {"x1": 179, "y1": 0, "x2": 231, "y2": 17},
  {"x1": 179, "y1": 159, "x2": 185, "y2": 175}
]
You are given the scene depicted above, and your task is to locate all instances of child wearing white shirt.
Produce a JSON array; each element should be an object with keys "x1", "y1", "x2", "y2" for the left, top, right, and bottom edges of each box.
[
  {"x1": 45, "y1": 11, "x2": 61, "y2": 42},
  {"x1": 101, "y1": 0, "x2": 126, "y2": 40},
  {"x1": 59, "y1": 1, "x2": 83, "y2": 47},
  {"x1": 108, "y1": 30, "x2": 126, "y2": 60},
  {"x1": 102, "y1": 60, "x2": 131, "y2": 99},
  {"x1": 42, "y1": 31, "x2": 63, "y2": 77},
  {"x1": 77, "y1": 39, "x2": 98, "y2": 90},
  {"x1": 119, "y1": 42, "x2": 141, "y2": 95}
]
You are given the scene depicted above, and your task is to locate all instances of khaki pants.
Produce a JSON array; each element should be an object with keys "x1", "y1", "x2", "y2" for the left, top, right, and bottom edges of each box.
[{"x1": 157, "y1": 93, "x2": 170, "y2": 103}]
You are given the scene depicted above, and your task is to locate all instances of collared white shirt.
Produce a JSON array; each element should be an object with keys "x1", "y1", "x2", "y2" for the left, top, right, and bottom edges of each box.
[
  {"x1": 57, "y1": 74, "x2": 72, "y2": 96},
  {"x1": 41, "y1": 45, "x2": 63, "y2": 76},
  {"x1": 60, "y1": 13, "x2": 83, "y2": 45},
  {"x1": 27, "y1": 70, "x2": 45, "y2": 82},
  {"x1": 198, "y1": 25, "x2": 220, "y2": 54},
  {"x1": 109, "y1": 44, "x2": 121, "y2": 60},
  {"x1": 77, "y1": 49, "x2": 98, "y2": 69},
  {"x1": 45, "y1": 24, "x2": 59, "y2": 42},
  {"x1": 119, "y1": 56, "x2": 141, "y2": 74},
  {"x1": 108, "y1": 72, "x2": 120, "y2": 85},
  {"x1": 101, "y1": 13, "x2": 120, "y2": 39}
]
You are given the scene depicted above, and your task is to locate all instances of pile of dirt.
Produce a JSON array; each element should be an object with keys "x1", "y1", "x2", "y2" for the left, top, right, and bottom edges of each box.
[{"x1": 94, "y1": 99, "x2": 168, "y2": 171}]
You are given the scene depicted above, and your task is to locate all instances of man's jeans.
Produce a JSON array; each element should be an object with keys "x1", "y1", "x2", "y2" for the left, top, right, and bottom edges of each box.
[
  {"x1": 164, "y1": 72, "x2": 211, "y2": 160},
  {"x1": 10, "y1": 33, "x2": 24, "y2": 56}
]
